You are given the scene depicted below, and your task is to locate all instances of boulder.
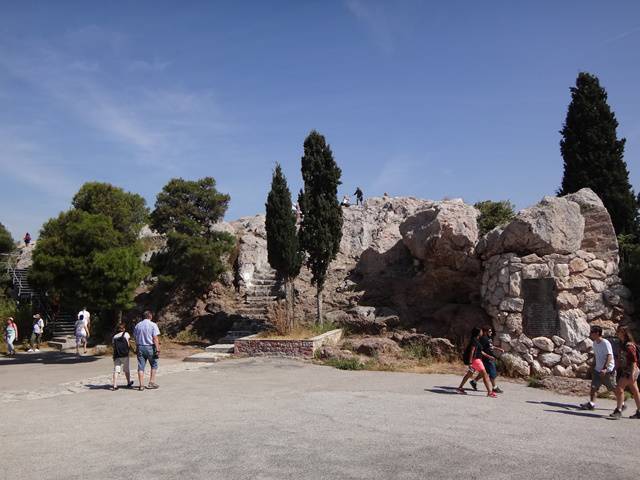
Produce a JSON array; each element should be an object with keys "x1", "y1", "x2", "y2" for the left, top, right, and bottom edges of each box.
[
  {"x1": 315, "y1": 345, "x2": 361, "y2": 363},
  {"x1": 498, "y1": 196, "x2": 584, "y2": 256},
  {"x1": 552, "y1": 335, "x2": 566, "y2": 347},
  {"x1": 500, "y1": 298, "x2": 524, "y2": 313},
  {"x1": 564, "y1": 188, "x2": 618, "y2": 259},
  {"x1": 500, "y1": 352, "x2": 531, "y2": 377},
  {"x1": 538, "y1": 352, "x2": 562, "y2": 367},
  {"x1": 399, "y1": 200, "x2": 479, "y2": 270},
  {"x1": 349, "y1": 337, "x2": 402, "y2": 357},
  {"x1": 558, "y1": 309, "x2": 590, "y2": 346},
  {"x1": 329, "y1": 307, "x2": 400, "y2": 335},
  {"x1": 532, "y1": 337, "x2": 555, "y2": 352}
]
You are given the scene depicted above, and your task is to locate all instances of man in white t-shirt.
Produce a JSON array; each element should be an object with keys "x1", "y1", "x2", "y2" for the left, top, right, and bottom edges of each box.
[
  {"x1": 580, "y1": 325, "x2": 625, "y2": 411},
  {"x1": 78, "y1": 308, "x2": 91, "y2": 336}
]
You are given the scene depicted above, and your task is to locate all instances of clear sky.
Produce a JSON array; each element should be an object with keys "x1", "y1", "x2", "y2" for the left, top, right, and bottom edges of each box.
[{"x1": 1, "y1": 1, "x2": 640, "y2": 239}]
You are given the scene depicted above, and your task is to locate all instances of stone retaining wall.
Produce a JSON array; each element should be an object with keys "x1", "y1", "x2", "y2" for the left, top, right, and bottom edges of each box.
[
  {"x1": 482, "y1": 250, "x2": 632, "y2": 378},
  {"x1": 234, "y1": 329, "x2": 343, "y2": 358}
]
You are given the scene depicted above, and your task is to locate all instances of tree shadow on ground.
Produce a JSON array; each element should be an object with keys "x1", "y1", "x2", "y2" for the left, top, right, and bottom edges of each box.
[{"x1": 0, "y1": 352, "x2": 101, "y2": 366}]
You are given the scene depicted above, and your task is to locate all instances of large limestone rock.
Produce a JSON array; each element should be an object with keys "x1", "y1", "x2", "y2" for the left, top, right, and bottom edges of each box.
[
  {"x1": 501, "y1": 352, "x2": 531, "y2": 376},
  {"x1": 558, "y1": 309, "x2": 590, "y2": 347},
  {"x1": 399, "y1": 199, "x2": 480, "y2": 271},
  {"x1": 478, "y1": 195, "x2": 585, "y2": 258},
  {"x1": 564, "y1": 188, "x2": 618, "y2": 260}
]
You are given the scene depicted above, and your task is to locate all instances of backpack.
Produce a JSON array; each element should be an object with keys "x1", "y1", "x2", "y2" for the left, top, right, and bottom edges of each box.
[
  {"x1": 462, "y1": 343, "x2": 473, "y2": 366},
  {"x1": 113, "y1": 333, "x2": 129, "y2": 358}
]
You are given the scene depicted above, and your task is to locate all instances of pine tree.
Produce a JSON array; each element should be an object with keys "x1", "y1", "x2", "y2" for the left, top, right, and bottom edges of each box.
[
  {"x1": 265, "y1": 164, "x2": 302, "y2": 331},
  {"x1": 559, "y1": 72, "x2": 637, "y2": 235},
  {"x1": 298, "y1": 131, "x2": 343, "y2": 324}
]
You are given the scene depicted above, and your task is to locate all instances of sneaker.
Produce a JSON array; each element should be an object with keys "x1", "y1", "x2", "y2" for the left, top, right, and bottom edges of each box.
[
  {"x1": 629, "y1": 410, "x2": 640, "y2": 419},
  {"x1": 27, "y1": 349, "x2": 34, "y2": 352},
  {"x1": 493, "y1": 386, "x2": 504, "y2": 394},
  {"x1": 147, "y1": 382, "x2": 159, "y2": 390},
  {"x1": 127, "y1": 381, "x2": 134, "y2": 388},
  {"x1": 456, "y1": 387, "x2": 467, "y2": 395},
  {"x1": 34, "y1": 348, "x2": 40, "y2": 352},
  {"x1": 470, "y1": 380, "x2": 478, "y2": 391},
  {"x1": 609, "y1": 409, "x2": 622, "y2": 419},
  {"x1": 487, "y1": 391, "x2": 498, "y2": 398},
  {"x1": 579, "y1": 402, "x2": 595, "y2": 410},
  {"x1": 621, "y1": 403, "x2": 627, "y2": 412}
]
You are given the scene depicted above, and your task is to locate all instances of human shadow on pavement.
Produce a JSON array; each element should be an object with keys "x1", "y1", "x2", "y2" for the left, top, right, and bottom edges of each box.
[
  {"x1": 426, "y1": 386, "x2": 468, "y2": 395},
  {"x1": 0, "y1": 352, "x2": 101, "y2": 366},
  {"x1": 542, "y1": 409, "x2": 603, "y2": 419}
]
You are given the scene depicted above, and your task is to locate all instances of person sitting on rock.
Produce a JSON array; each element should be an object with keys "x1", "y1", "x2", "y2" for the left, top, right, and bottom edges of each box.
[
  {"x1": 609, "y1": 326, "x2": 640, "y2": 419},
  {"x1": 341, "y1": 195, "x2": 351, "y2": 207},
  {"x1": 580, "y1": 325, "x2": 622, "y2": 411},
  {"x1": 457, "y1": 327, "x2": 497, "y2": 398},
  {"x1": 470, "y1": 325, "x2": 504, "y2": 394}
]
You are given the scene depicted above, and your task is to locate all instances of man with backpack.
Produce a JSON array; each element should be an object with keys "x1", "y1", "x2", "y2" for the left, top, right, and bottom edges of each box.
[{"x1": 111, "y1": 322, "x2": 134, "y2": 391}]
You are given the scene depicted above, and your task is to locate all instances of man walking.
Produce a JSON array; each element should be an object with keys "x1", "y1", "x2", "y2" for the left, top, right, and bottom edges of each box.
[
  {"x1": 28, "y1": 314, "x2": 44, "y2": 352},
  {"x1": 580, "y1": 325, "x2": 623, "y2": 411},
  {"x1": 77, "y1": 307, "x2": 91, "y2": 336},
  {"x1": 133, "y1": 310, "x2": 160, "y2": 391}
]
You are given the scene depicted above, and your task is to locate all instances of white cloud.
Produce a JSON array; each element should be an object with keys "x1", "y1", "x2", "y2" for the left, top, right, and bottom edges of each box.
[{"x1": 0, "y1": 36, "x2": 231, "y2": 169}]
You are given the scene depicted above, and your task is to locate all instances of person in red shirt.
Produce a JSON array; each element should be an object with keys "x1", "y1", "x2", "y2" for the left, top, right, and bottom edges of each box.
[{"x1": 610, "y1": 326, "x2": 640, "y2": 419}]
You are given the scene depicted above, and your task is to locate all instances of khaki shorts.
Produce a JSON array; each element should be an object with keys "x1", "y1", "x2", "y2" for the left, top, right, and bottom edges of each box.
[
  {"x1": 591, "y1": 371, "x2": 616, "y2": 391},
  {"x1": 113, "y1": 357, "x2": 130, "y2": 374}
]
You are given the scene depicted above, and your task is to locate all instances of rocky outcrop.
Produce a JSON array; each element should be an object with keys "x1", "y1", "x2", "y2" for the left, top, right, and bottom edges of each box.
[{"x1": 478, "y1": 195, "x2": 585, "y2": 259}]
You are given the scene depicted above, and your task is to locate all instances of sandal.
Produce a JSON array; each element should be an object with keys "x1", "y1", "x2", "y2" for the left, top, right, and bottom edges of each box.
[
  {"x1": 138, "y1": 385, "x2": 144, "y2": 391},
  {"x1": 110, "y1": 386, "x2": 118, "y2": 391},
  {"x1": 147, "y1": 382, "x2": 159, "y2": 389}
]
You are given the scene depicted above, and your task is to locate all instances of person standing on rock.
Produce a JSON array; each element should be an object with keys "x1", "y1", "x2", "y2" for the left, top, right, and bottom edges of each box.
[
  {"x1": 28, "y1": 314, "x2": 44, "y2": 352},
  {"x1": 354, "y1": 187, "x2": 363, "y2": 205},
  {"x1": 580, "y1": 326, "x2": 620, "y2": 411},
  {"x1": 4, "y1": 317, "x2": 18, "y2": 357},
  {"x1": 457, "y1": 327, "x2": 497, "y2": 397},
  {"x1": 133, "y1": 310, "x2": 161, "y2": 391},
  {"x1": 23, "y1": 232, "x2": 31, "y2": 247},
  {"x1": 74, "y1": 315, "x2": 88, "y2": 356},
  {"x1": 470, "y1": 325, "x2": 504, "y2": 394},
  {"x1": 609, "y1": 326, "x2": 640, "y2": 419},
  {"x1": 111, "y1": 322, "x2": 134, "y2": 391}
]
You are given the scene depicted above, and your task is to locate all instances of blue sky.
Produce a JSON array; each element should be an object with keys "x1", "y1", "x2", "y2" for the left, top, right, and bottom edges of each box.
[{"x1": 1, "y1": 1, "x2": 640, "y2": 239}]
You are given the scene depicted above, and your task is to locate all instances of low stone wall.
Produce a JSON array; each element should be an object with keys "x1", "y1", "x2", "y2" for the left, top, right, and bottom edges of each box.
[{"x1": 234, "y1": 329, "x2": 343, "y2": 358}]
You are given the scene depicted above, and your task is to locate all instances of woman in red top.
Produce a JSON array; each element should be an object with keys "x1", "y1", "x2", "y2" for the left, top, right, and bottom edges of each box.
[{"x1": 610, "y1": 326, "x2": 640, "y2": 419}]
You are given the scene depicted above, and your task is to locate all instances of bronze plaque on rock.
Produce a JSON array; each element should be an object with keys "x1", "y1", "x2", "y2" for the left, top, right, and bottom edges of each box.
[{"x1": 522, "y1": 278, "x2": 558, "y2": 338}]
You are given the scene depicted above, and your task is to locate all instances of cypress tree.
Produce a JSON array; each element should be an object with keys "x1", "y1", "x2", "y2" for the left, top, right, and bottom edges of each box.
[
  {"x1": 559, "y1": 72, "x2": 637, "y2": 234},
  {"x1": 298, "y1": 131, "x2": 343, "y2": 324},
  {"x1": 265, "y1": 164, "x2": 302, "y2": 330}
]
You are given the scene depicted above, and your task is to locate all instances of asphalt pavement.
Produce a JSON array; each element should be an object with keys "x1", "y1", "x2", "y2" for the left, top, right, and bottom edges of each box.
[{"x1": 1, "y1": 356, "x2": 638, "y2": 480}]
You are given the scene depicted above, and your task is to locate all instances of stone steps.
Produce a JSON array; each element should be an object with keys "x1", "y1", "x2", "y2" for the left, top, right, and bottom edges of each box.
[
  {"x1": 183, "y1": 352, "x2": 231, "y2": 363},
  {"x1": 205, "y1": 344, "x2": 234, "y2": 353}
]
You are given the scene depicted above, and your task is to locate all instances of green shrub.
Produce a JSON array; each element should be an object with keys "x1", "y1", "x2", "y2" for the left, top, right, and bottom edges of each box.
[
  {"x1": 324, "y1": 358, "x2": 364, "y2": 370},
  {"x1": 474, "y1": 200, "x2": 516, "y2": 236},
  {"x1": 402, "y1": 343, "x2": 433, "y2": 362},
  {"x1": 527, "y1": 376, "x2": 544, "y2": 388}
]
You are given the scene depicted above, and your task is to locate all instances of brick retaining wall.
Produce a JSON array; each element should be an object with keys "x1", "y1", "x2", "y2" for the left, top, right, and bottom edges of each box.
[{"x1": 234, "y1": 329, "x2": 343, "y2": 358}]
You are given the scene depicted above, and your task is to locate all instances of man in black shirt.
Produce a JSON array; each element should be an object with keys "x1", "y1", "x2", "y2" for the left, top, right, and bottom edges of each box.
[{"x1": 471, "y1": 325, "x2": 504, "y2": 394}]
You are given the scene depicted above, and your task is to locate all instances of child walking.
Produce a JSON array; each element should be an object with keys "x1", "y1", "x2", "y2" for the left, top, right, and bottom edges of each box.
[
  {"x1": 457, "y1": 327, "x2": 497, "y2": 398},
  {"x1": 112, "y1": 322, "x2": 134, "y2": 390}
]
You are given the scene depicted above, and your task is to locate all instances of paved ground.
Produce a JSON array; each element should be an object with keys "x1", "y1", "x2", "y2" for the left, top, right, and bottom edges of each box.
[{"x1": 1, "y1": 356, "x2": 639, "y2": 480}]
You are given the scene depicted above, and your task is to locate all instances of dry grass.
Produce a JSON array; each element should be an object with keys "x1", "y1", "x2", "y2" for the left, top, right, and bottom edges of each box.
[
  {"x1": 265, "y1": 300, "x2": 290, "y2": 336},
  {"x1": 256, "y1": 322, "x2": 337, "y2": 340}
]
